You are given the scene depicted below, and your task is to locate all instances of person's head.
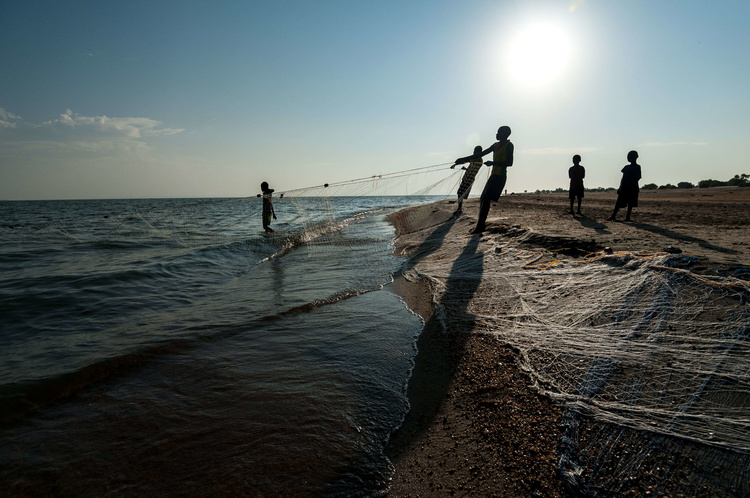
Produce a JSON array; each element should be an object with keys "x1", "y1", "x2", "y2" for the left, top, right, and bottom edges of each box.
[
  {"x1": 573, "y1": 154, "x2": 581, "y2": 165},
  {"x1": 627, "y1": 150, "x2": 639, "y2": 163},
  {"x1": 473, "y1": 145, "x2": 483, "y2": 155},
  {"x1": 496, "y1": 126, "x2": 511, "y2": 141},
  {"x1": 261, "y1": 181, "x2": 269, "y2": 192}
]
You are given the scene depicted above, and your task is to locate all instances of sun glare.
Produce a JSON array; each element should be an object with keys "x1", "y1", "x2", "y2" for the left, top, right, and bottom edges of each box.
[{"x1": 507, "y1": 24, "x2": 571, "y2": 87}]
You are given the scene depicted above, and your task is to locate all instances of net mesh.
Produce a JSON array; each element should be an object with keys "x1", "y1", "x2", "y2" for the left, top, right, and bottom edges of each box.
[
  {"x1": 3, "y1": 164, "x2": 467, "y2": 256},
  {"x1": 416, "y1": 226, "x2": 750, "y2": 495},
  {"x1": 7, "y1": 164, "x2": 748, "y2": 493}
]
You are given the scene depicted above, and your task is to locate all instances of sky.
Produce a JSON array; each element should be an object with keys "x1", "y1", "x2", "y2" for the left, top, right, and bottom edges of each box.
[{"x1": 1, "y1": 0, "x2": 749, "y2": 200}]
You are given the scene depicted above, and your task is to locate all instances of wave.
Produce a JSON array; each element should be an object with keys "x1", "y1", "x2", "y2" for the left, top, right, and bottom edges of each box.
[
  {"x1": 261, "y1": 214, "x2": 352, "y2": 261},
  {"x1": 0, "y1": 279, "x2": 392, "y2": 426},
  {"x1": 0, "y1": 338, "x2": 196, "y2": 425},
  {"x1": 0, "y1": 198, "x2": 410, "y2": 426}
]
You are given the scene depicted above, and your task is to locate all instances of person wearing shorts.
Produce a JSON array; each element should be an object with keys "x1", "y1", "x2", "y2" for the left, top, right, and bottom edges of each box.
[
  {"x1": 454, "y1": 126, "x2": 514, "y2": 234},
  {"x1": 569, "y1": 154, "x2": 585, "y2": 215},
  {"x1": 608, "y1": 151, "x2": 642, "y2": 222}
]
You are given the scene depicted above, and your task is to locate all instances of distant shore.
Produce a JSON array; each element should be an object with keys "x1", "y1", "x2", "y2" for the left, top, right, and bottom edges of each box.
[{"x1": 384, "y1": 188, "x2": 749, "y2": 496}]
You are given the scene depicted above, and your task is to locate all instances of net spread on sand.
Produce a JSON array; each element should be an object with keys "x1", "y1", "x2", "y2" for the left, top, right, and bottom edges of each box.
[
  {"x1": 6, "y1": 167, "x2": 750, "y2": 495},
  {"x1": 399, "y1": 210, "x2": 750, "y2": 495}
]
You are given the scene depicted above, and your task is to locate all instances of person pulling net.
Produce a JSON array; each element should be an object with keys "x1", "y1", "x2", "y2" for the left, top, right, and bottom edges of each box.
[
  {"x1": 258, "y1": 181, "x2": 277, "y2": 233},
  {"x1": 3, "y1": 162, "x2": 464, "y2": 263}
]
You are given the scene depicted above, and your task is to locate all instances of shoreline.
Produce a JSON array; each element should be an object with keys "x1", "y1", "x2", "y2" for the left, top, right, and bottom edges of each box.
[
  {"x1": 383, "y1": 190, "x2": 750, "y2": 496},
  {"x1": 384, "y1": 200, "x2": 566, "y2": 497}
]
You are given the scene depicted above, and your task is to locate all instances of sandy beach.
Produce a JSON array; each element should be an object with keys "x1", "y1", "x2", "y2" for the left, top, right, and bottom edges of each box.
[{"x1": 384, "y1": 188, "x2": 750, "y2": 497}]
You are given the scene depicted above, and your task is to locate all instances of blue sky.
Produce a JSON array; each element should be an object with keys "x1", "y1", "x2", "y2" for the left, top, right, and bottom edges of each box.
[{"x1": 1, "y1": 0, "x2": 748, "y2": 200}]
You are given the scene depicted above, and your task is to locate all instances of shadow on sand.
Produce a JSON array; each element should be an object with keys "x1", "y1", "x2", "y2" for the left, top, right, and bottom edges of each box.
[
  {"x1": 631, "y1": 222, "x2": 738, "y2": 255},
  {"x1": 398, "y1": 216, "x2": 457, "y2": 272},
  {"x1": 387, "y1": 221, "x2": 484, "y2": 456},
  {"x1": 574, "y1": 215, "x2": 611, "y2": 235}
]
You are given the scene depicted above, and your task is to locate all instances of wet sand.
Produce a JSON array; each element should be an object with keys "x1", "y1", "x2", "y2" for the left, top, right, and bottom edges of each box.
[{"x1": 384, "y1": 187, "x2": 750, "y2": 497}]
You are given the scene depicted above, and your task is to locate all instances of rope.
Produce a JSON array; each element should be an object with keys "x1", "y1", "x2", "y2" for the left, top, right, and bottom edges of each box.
[
  {"x1": 3, "y1": 161, "x2": 463, "y2": 246},
  {"x1": 276, "y1": 161, "x2": 456, "y2": 197}
]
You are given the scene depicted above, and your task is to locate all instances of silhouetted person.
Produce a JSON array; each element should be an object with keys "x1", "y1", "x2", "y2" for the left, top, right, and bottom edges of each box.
[
  {"x1": 259, "y1": 181, "x2": 277, "y2": 232},
  {"x1": 454, "y1": 126, "x2": 514, "y2": 234},
  {"x1": 608, "y1": 151, "x2": 642, "y2": 222},
  {"x1": 450, "y1": 145, "x2": 483, "y2": 215},
  {"x1": 569, "y1": 154, "x2": 585, "y2": 215}
]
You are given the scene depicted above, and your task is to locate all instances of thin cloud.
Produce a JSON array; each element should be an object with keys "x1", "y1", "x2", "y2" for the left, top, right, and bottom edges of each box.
[
  {"x1": 641, "y1": 141, "x2": 709, "y2": 147},
  {"x1": 0, "y1": 107, "x2": 22, "y2": 128},
  {"x1": 0, "y1": 108, "x2": 184, "y2": 155},
  {"x1": 45, "y1": 109, "x2": 184, "y2": 138},
  {"x1": 523, "y1": 146, "x2": 599, "y2": 155}
]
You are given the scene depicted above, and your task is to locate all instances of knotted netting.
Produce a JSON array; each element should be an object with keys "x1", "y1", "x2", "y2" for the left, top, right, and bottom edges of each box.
[
  {"x1": 410, "y1": 222, "x2": 750, "y2": 495},
  {"x1": 2, "y1": 163, "x2": 467, "y2": 257}
]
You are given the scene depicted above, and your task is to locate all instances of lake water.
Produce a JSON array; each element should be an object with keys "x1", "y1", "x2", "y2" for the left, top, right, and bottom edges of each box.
[{"x1": 0, "y1": 196, "x2": 439, "y2": 496}]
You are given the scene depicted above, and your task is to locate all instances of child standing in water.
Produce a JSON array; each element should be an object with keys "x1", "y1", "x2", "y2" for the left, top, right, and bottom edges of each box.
[
  {"x1": 450, "y1": 145, "x2": 484, "y2": 215},
  {"x1": 608, "y1": 150, "x2": 642, "y2": 222},
  {"x1": 260, "y1": 181, "x2": 277, "y2": 233},
  {"x1": 569, "y1": 154, "x2": 585, "y2": 215}
]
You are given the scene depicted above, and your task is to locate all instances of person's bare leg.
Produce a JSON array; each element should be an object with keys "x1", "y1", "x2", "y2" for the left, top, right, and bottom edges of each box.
[
  {"x1": 607, "y1": 207, "x2": 619, "y2": 221},
  {"x1": 473, "y1": 199, "x2": 491, "y2": 233},
  {"x1": 454, "y1": 199, "x2": 463, "y2": 216},
  {"x1": 625, "y1": 206, "x2": 633, "y2": 221}
]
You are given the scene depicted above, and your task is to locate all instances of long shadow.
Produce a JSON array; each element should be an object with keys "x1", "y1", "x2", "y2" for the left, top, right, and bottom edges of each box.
[
  {"x1": 397, "y1": 215, "x2": 457, "y2": 275},
  {"x1": 388, "y1": 230, "x2": 484, "y2": 456},
  {"x1": 631, "y1": 222, "x2": 738, "y2": 255},
  {"x1": 574, "y1": 215, "x2": 611, "y2": 235}
]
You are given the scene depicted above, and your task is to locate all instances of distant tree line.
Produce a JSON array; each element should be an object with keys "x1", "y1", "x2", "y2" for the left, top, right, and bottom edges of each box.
[
  {"x1": 535, "y1": 174, "x2": 749, "y2": 194},
  {"x1": 535, "y1": 187, "x2": 617, "y2": 194},
  {"x1": 642, "y1": 173, "x2": 749, "y2": 190}
]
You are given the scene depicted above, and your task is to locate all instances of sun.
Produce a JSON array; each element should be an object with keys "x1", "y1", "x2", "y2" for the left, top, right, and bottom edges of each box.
[{"x1": 507, "y1": 23, "x2": 571, "y2": 87}]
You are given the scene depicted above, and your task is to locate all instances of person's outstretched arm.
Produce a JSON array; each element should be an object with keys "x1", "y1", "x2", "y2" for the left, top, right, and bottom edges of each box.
[{"x1": 454, "y1": 144, "x2": 494, "y2": 165}]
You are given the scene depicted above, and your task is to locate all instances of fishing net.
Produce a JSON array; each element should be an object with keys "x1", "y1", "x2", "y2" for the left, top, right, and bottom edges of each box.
[
  {"x1": 416, "y1": 226, "x2": 750, "y2": 496},
  {"x1": 9, "y1": 161, "x2": 748, "y2": 494},
  {"x1": 2, "y1": 163, "x2": 469, "y2": 258}
]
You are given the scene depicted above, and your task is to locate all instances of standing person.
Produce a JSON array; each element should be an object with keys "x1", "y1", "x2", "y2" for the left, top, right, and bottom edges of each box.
[
  {"x1": 260, "y1": 181, "x2": 277, "y2": 233},
  {"x1": 454, "y1": 126, "x2": 514, "y2": 234},
  {"x1": 608, "y1": 150, "x2": 642, "y2": 222},
  {"x1": 450, "y1": 145, "x2": 484, "y2": 215},
  {"x1": 569, "y1": 154, "x2": 585, "y2": 215}
]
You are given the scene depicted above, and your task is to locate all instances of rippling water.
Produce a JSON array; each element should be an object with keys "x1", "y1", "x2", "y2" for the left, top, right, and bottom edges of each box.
[{"x1": 0, "y1": 196, "x2": 435, "y2": 496}]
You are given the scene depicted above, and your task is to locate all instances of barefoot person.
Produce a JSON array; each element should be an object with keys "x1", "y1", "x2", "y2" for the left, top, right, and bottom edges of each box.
[
  {"x1": 450, "y1": 145, "x2": 484, "y2": 215},
  {"x1": 260, "y1": 181, "x2": 277, "y2": 232},
  {"x1": 569, "y1": 154, "x2": 585, "y2": 215},
  {"x1": 608, "y1": 150, "x2": 642, "y2": 222},
  {"x1": 454, "y1": 126, "x2": 514, "y2": 234}
]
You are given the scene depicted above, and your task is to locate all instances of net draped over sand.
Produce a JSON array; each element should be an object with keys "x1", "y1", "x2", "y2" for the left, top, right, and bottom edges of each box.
[
  {"x1": 7, "y1": 165, "x2": 750, "y2": 494},
  {"x1": 396, "y1": 202, "x2": 750, "y2": 495}
]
